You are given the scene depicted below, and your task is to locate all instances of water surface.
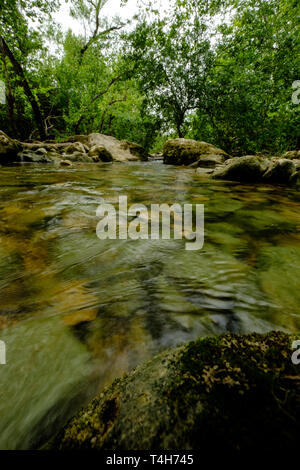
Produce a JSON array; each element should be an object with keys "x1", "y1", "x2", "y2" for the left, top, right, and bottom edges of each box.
[{"x1": 0, "y1": 162, "x2": 299, "y2": 448}]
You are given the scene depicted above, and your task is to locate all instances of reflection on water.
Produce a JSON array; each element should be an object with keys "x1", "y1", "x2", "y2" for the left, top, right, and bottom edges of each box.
[{"x1": 0, "y1": 162, "x2": 299, "y2": 448}]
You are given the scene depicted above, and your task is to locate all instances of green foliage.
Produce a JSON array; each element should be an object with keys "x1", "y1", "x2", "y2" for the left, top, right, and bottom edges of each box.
[{"x1": 0, "y1": 0, "x2": 299, "y2": 153}]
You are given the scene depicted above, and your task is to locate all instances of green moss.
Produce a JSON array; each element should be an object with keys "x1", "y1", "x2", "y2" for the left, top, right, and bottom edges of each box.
[{"x1": 48, "y1": 331, "x2": 300, "y2": 451}]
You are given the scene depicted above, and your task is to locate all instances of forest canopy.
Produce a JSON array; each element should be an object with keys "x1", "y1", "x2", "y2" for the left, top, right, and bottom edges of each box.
[{"x1": 0, "y1": 0, "x2": 299, "y2": 155}]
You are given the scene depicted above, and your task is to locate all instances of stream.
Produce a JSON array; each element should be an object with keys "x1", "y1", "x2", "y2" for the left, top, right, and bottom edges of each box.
[{"x1": 0, "y1": 161, "x2": 300, "y2": 449}]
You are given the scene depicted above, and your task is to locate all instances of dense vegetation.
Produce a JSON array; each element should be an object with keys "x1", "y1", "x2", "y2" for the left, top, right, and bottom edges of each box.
[{"x1": 0, "y1": 0, "x2": 299, "y2": 155}]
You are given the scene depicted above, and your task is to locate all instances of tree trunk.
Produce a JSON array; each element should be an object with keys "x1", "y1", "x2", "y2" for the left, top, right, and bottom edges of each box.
[
  {"x1": 0, "y1": 36, "x2": 46, "y2": 139},
  {"x1": 0, "y1": 48, "x2": 17, "y2": 135}
]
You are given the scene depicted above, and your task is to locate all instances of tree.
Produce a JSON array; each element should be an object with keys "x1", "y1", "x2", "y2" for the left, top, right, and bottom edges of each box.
[
  {"x1": 191, "y1": 0, "x2": 300, "y2": 154},
  {"x1": 126, "y1": 1, "x2": 220, "y2": 138},
  {"x1": 0, "y1": 0, "x2": 61, "y2": 139}
]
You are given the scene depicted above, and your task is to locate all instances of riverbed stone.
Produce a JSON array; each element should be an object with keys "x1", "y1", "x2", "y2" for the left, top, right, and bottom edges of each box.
[
  {"x1": 60, "y1": 159, "x2": 73, "y2": 167},
  {"x1": 163, "y1": 138, "x2": 229, "y2": 166},
  {"x1": 50, "y1": 331, "x2": 300, "y2": 451}
]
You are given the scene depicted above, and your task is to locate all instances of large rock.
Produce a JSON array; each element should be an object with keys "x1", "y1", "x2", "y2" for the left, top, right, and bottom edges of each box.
[
  {"x1": 0, "y1": 130, "x2": 21, "y2": 163},
  {"x1": 212, "y1": 155, "x2": 300, "y2": 188},
  {"x1": 263, "y1": 159, "x2": 296, "y2": 184},
  {"x1": 88, "y1": 145, "x2": 113, "y2": 162},
  {"x1": 62, "y1": 135, "x2": 90, "y2": 147},
  {"x1": 64, "y1": 142, "x2": 87, "y2": 155},
  {"x1": 212, "y1": 156, "x2": 270, "y2": 183},
  {"x1": 0, "y1": 131, "x2": 149, "y2": 165},
  {"x1": 163, "y1": 138, "x2": 228, "y2": 166},
  {"x1": 119, "y1": 140, "x2": 149, "y2": 162},
  {"x1": 88, "y1": 134, "x2": 149, "y2": 162},
  {"x1": 61, "y1": 151, "x2": 93, "y2": 163},
  {"x1": 50, "y1": 331, "x2": 300, "y2": 452},
  {"x1": 283, "y1": 150, "x2": 300, "y2": 160},
  {"x1": 17, "y1": 148, "x2": 53, "y2": 164}
]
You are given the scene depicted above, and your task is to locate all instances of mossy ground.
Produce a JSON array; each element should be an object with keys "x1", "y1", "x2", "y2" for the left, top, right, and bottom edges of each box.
[{"x1": 48, "y1": 331, "x2": 300, "y2": 451}]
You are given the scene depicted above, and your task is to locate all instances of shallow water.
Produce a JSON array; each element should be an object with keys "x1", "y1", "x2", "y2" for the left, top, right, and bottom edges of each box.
[{"x1": 0, "y1": 161, "x2": 299, "y2": 449}]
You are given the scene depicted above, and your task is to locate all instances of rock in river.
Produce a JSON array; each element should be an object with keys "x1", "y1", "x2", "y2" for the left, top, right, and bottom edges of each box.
[
  {"x1": 212, "y1": 155, "x2": 270, "y2": 183},
  {"x1": 49, "y1": 331, "x2": 300, "y2": 452},
  {"x1": 163, "y1": 138, "x2": 229, "y2": 166}
]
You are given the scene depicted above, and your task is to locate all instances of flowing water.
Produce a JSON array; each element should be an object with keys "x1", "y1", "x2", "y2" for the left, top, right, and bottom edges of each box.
[{"x1": 0, "y1": 161, "x2": 300, "y2": 449}]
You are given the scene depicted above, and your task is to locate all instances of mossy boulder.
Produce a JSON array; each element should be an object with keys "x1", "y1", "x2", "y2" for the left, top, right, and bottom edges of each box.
[
  {"x1": 50, "y1": 331, "x2": 300, "y2": 451},
  {"x1": 163, "y1": 138, "x2": 228, "y2": 166}
]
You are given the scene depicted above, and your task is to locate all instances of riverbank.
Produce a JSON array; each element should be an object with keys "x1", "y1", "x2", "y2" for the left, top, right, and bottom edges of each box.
[
  {"x1": 164, "y1": 138, "x2": 300, "y2": 188},
  {"x1": 1, "y1": 130, "x2": 299, "y2": 189},
  {"x1": 47, "y1": 330, "x2": 300, "y2": 451}
]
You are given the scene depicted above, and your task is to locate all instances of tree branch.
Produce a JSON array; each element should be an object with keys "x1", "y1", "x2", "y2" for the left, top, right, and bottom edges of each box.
[
  {"x1": 0, "y1": 36, "x2": 46, "y2": 139},
  {"x1": 74, "y1": 74, "x2": 122, "y2": 133},
  {"x1": 99, "y1": 95, "x2": 127, "y2": 132}
]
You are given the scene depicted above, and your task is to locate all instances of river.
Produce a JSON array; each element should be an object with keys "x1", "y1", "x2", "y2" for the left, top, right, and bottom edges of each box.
[{"x1": 0, "y1": 161, "x2": 299, "y2": 449}]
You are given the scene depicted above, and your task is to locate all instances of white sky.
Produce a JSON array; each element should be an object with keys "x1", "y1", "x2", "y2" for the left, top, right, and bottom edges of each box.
[
  {"x1": 53, "y1": 0, "x2": 144, "y2": 33},
  {"x1": 53, "y1": 0, "x2": 172, "y2": 34}
]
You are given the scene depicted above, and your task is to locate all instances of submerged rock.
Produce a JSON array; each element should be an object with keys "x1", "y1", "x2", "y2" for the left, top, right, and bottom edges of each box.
[
  {"x1": 163, "y1": 138, "x2": 228, "y2": 166},
  {"x1": 50, "y1": 331, "x2": 300, "y2": 451}
]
